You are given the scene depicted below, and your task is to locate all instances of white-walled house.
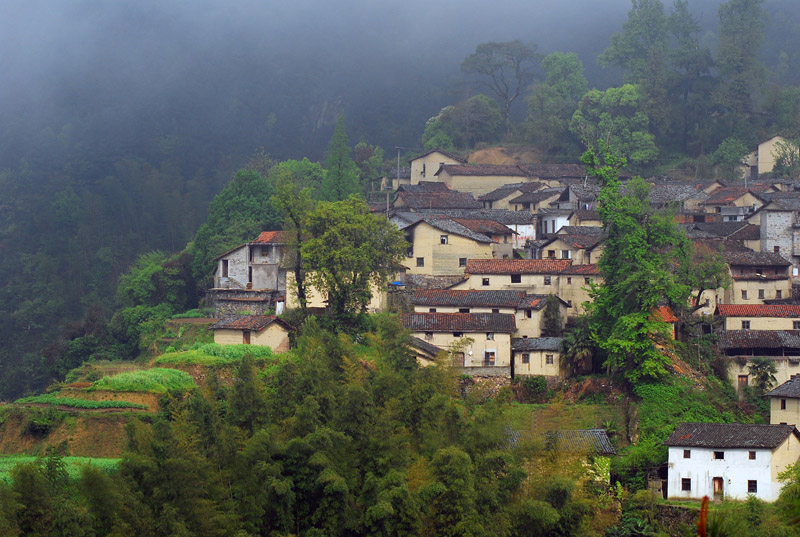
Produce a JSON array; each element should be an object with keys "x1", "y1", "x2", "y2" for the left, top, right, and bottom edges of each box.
[{"x1": 665, "y1": 422, "x2": 800, "y2": 502}]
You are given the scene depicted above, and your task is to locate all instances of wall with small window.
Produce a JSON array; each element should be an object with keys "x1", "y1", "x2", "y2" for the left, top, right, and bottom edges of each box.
[
  {"x1": 513, "y1": 349, "x2": 562, "y2": 377},
  {"x1": 723, "y1": 316, "x2": 800, "y2": 331},
  {"x1": 727, "y1": 357, "x2": 800, "y2": 398},
  {"x1": 408, "y1": 329, "x2": 513, "y2": 371},
  {"x1": 403, "y1": 221, "x2": 494, "y2": 276}
]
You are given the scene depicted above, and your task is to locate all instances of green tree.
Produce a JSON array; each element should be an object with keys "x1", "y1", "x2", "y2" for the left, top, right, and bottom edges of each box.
[
  {"x1": 354, "y1": 142, "x2": 385, "y2": 189},
  {"x1": 713, "y1": 137, "x2": 750, "y2": 180},
  {"x1": 422, "y1": 95, "x2": 503, "y2": 150},
  {"x1": 713, "y1": 0, "x2": 768, "y2": 140},
  {"x1": 541, "y1": 295, "x2": 564, "y2": 337},
  {"x1": 301, "y1": 196, "x2": 407, "y2": 323},
  {"x1": 748, "y1": 356, "x2": 777, "y2": 394},
  {"x1": 583, "y1": 144, "x2": 691, "y2": 384},
  {"x1": 321, "y1": 116, "x2": 360, "y2": 201},
  {"x1": 570, "y1": 84, "x2": 659, "y2": 169},
  {"x1": 559, "y1": 318, "x2": 594, "y2": 377},
  {"x1": 599, "y1": 0, "x2": 670, "y2": 134},
  {"x1": 268, "y1": 158, "x2": 325, "y2": 199},
  {"x1": 461, "y1": 40, "x2": 542, "y2": 135},
  {"x1": 771, "y1": 139, "x2": 800, "y2": 179}
]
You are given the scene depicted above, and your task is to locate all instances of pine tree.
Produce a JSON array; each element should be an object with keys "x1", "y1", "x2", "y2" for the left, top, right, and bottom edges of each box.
[{"x1": 321, "y1": 116, "x2": 360, "y2": 201}]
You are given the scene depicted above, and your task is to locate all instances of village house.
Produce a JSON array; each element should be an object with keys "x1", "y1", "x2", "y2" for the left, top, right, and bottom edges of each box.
[
  {"x1": 767, "y1": 375, "x2": 800, "y2": 426},
  {"x1": 716, "y1": 304, "x2": 800, "y2": 331},
  {"x1": 392, "y1": 184, "x2": 482, "y2": 212},
  {"x1": 284, "y1": 272, "x2": 391, "y2": 313},
  {"x1": 511, "y1": 337, "x2": 565, "y2": 377},
  {"x1": 759, "y1": 199, "x2": 800, "y2": 277},
  {"x1": 210, "y1": 314, "x2": 293, "y2": 352},
  {"x1": 509, "y1": 187, "x2": 563, "y2": 215},
  {"x1": 743, "y1": 135, "x2": 790, "y2": 180},
  {"x1": 664, "y1": 422, "x2": 800, "y2": 502},
  {"x1": 409, "y1": 148, "x2": 467, "y2": 185},
  {"x1": 399, "y1": 312, "x2": 516, "y2": 375},
  {"x1": 401, "y1": 216, "x2": 514, "y2": 276},
  {"x1": 538, "y1": 226, "x2": 606, "y2": 264},
  {"x1": 718, "y1": 331, "x2": 800, "y2": 394},
  {"x1": 452, "y1": 258, "x2": 573, "y2": 293},
  {"x1": 720, "y1": 250, "x2": 792, "y2": 305},
  {"x1": 478, "y1": 182, "x2": 547, "y2": 210},
  {"x1": 558, "y1": 264, "x2": 601, "y2": 316},
  {"x1": 410, "y1": 289, "x2": 567, "y2": 338},
  {"x1": 434, "y1": 164, "x2": 532, "y2": 197},
  {"x1": 702, "y1": 187, "x2": 770, "y2": 222},
  {"x1": 213, "y1": 231, "x2": 289, "y2": 290}
]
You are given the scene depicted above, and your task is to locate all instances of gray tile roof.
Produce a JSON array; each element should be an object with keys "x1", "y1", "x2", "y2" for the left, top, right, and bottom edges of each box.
[
  {"x1": 411, "y1": 290, "x2": 528, "y2": 308},
  {"x1": 403, "y1": 209, "x2": 536, "y2": 225},
  {"x1": 766, "y1": 375, "x2": 800, "y2": 398},
  {"x1": 648, "y1": 184, "x2": 707, "y2": 205},
  {"x1": 664, "y1": 423, "x2": 797, "y2": 449},
  {"x1": 545, "y1": 429, "x2": 616, "y2": 455},
  {"x1": 400, "y1": 312, "x2": 516, "y2": 333},
  {"x1": 717, "y1": 330, "x2": 800, "y2": 350},
  {"x1": 409, "y1": 337, "x2": 442, "y2": 357},
  {"x1": 512, "y1": 337, "x2": 563, "y2": 351},
  {"x1": 402, "y1": 216, "x2": 494, "y2": 243},
  {"x1": 723, "y1": 250, "x2": 791, "y2": 267},
  {"x1": 478, "y1": 183, "x2": 526, "y2": 201}
]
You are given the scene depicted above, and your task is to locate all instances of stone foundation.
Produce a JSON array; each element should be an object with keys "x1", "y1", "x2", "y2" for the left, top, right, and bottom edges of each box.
[{"x1": 207, "y1": 288, "x2": 282, "y2": 317}]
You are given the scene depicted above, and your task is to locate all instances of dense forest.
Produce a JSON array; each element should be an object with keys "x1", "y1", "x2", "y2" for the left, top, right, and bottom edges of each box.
[{"x1": 4, "y1": 0, "x2": 800, "y2": 399}]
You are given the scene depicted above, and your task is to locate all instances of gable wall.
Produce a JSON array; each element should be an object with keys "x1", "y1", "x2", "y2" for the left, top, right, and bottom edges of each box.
[
  {"x1": 405, "y1": 222, "x2": 494, "y2": 276},
  {"x1": 770, "y1": 397, "x2": 800, "y2": 426},
  {"x1": 410, "y1": 152, "x2": 463, "y2": 185}
]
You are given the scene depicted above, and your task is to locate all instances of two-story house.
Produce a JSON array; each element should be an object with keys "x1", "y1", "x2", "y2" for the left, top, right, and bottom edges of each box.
[
  {"x1": 213, "y1": 231, "x2": 289, "y2": 290},
  {"x1": 409, "y1": 148, "x2": 467, "y2": 185},
  {"x1": 453, "y1": 259, "x2": 573, "y2": 293},
  {"x1": 721, "y1": 250, "x2": 792, "y2": 305},
  {"x1": 716, "y1": 304, "x2": 800, "y2": 331},
  {"x1": 665, "y1": 422, "x2": 800, "y2": 502}
]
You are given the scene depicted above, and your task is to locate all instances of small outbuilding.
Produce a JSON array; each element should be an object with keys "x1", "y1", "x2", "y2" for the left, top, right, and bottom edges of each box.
[{"x1": 211, "y1": 314, "x2": 293, "y2": 352}]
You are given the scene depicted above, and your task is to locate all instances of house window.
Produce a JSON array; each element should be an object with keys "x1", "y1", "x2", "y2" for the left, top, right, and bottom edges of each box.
[
  {"x1": 459, "y1": 308, "x2": 470, "y2": 313},
  {"x1": 714, "y1": 451, "x2": 724, "y2": 460},
  {"x1": 487, "y1": 332, "x2": 494, "y2": 341},
  {"x1": 585, "y1": 278, "x2": 591, "y2": 284},
  {"x1": 544, "y1": 276, "x2": 552, "y2": 285},
  {"x1": 261, "y1": 246, "x2": 270, "y2": 258},
  {"x1": 526, "y1": 310, "x2": 532, "y2": 319},
  {"x1": 511, "y1": 274, "x2": 522, "y2": 283},
  {"x1": 742, "y1": 320, "x2": 750, "y2": 330},
  {"x1": 484, "y1": 351, "x2": 496, "y2": 366},
  {"x1": 748, "y1": 480, "x2": 758, "y2": 494},
  {"x1": 459, "y1": 258, "x2": 467, "y2": 267},
  {"x1": 758, "y1": 289, "x2": 765, "y2": 299},
  {"x1": 492, "y1": 309, "x2": 499, "y2": 313},
  {"x1": 482, "y1": 278, "x2": 490, "y2": 286},
  {"x1": 742, "y1": 290, "x2": 748, "y2": 300},
  {"x1": 453, "y1": 332, "x2": 463, "y2": 337},
  {"x1": 775, "y1": 246, "x2": 781, "y2": 253},
  {"x1": 561, "y1": 250, "x2": 571, "y2": 259},
  {"x1": 416, "y1": 257, "x2": 424, "y2": 267},
  {"x1": 522, "y1": 353, "x2": 530, "y2": 364},
  {"x1": 682, "y1": 478, "x2": 691, "y2": 491},
  {"x1": 782, "y1": 399, "x2": 787, "y2": 410},
  {"x1": 546, "y1": 354, "x2": 554, "y2": 365},
  {"x1": 777, "y1": 290, "x2": 783, "y2": 299},
  {"x1": 749, "y1": 451, "x2": 756, "y2": 460},
  {"x1": 425, "y1": 332, "x2": 433, "y2": 341},
  {"x1": 429, "y1": 308, "x2": 437, "y2": 313},
  {"x1": 547, "y1": 250, "x2": 556, "y2": 258},
  {"x1": 738, "y1": 375, "x2": 748, "y2": 392},
  {"x1": 567, "y1": 300, "x2": 573, "y2": 308},
  {"x1": 683, "y1": 449, "x2": 691, "y2": 459},
  {"x1": 441, "y1": 235, "x2": 448, "y2": 245},
  {"x1": 794, "y1": 321, "x2": 800, "y2": 330},
  {"x1": 567, "y1": 277, "x2": 572, "y2": 284},
  {"x1": 248, "y1": 266, "x2": 253, "y2": 283}
]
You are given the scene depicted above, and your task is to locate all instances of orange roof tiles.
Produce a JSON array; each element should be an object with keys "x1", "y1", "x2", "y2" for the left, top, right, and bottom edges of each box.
[{"x1": 716, "y1": 304, "x2": 800, "y2": 318}]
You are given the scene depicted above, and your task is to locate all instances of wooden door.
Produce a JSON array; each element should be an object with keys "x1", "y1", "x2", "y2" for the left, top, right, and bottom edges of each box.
[
  {"x1": 243, "y1": 331, "x2": 251, "y2": 344},
  {"x1": 713, "y1": 477, "x2": 724, "y2": 500}
]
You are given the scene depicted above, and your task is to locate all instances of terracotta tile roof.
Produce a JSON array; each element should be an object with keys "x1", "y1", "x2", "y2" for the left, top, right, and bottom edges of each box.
[
  {"x1": 211, "y1": 314, "x2": 290, "y2": 332},
  {"x1": 664, "y1": 423, "x2": 797, "y2": 449},
  {"x1": 716, "y1": 304, "x2": 800, "y2": 317},
  {"x1": 250, "y1": 231, "x2": 290, "y2": 244},
  {"x1": 723, "y1": 250, "x2": 791, "y2": 267},
  {"x1": 545, "y1": 429, "x2": 616, "y2": 455},
  {"x1": 562, "y1": 264, "x2": 600, "y2": 276},
  {"x1": 512, "y1": 337, "x2": 563, "y2": 351},
  {"x1": 685, "y1": 221, "x2": 750, "y2": 238},
  {"x1": 436, "y1": 164, "x2": 527, "y2": 177},
  {"x1": 652, "y1": 306, "x2": 679, "y2": 323},
  {"x1": 465, "y1": 258, "x2": 573, "y2": 275},
  {"x1": 717, "y1": 330, "x2": 800, "y2": 350},
  {"x1": 400, "y1": 312, "x2": 516, "y2": 333},
  {"x1": 396, "y1": 191, "x2": 482, "y2": 210},
  {"x1": 520, "y1": 294, "x2": 563, "y2": 310},
  {"x1": 411, "y1": 290, "x2": 527, "y2": 308},
  {"x1": 766, "y1": 375, "x2": 800, "y2": 398},
  {"x1": 409, "y1": 148, "x2": 467, "y2": 164}
]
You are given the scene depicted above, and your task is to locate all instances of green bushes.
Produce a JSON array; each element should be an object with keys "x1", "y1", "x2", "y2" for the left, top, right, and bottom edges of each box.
[
  {"x1": 88, "y1": 368, "x2": 196, "y2": 393},
  {"x1": 15, "y1": 394, "x2": 146, "y2": 410},
  {"x1": 155, "y1": 343, "x2": 274, "y2": 366},
  {"x1": 0, "y1": 456, "x2": 120, "y2": 484}
]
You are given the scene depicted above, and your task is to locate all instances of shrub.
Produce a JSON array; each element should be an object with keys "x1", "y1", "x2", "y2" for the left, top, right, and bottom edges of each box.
[
  {"x1": 88, "y1": 368, "x2": 196, "y2": 393},
  {"x1": 15, "y1": 394, "x2": 147, "y2": 410},
  {"x1": 23, "y1": 406, "x2": 64, "y2": 436}
]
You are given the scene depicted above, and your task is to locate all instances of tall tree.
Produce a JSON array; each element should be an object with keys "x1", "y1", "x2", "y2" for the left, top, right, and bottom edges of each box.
[
  {"x1": 301, "y1": 196, "x2": 407, "y2": 323},
  {"x1": 598, "y1": 0, "x2": 670, "y2": 133},
  {"x1": 713, "y1": 0, "x2": 768, "y2": 141},
  {"x1": 583, "y1": 143, "x2": 691, "y2": 384},
  {"x1": 461, "y1": 40, "x2": 541, "y2": 136},
  {"x1": 321, "y1": 116, "x2": 360, "y2": 202},
  {"x1": 422, "y1": 95, "x2": 503, "y2": 150},
  {"x1": 541, "y1": 295, "x2": 564, "y2": 337}
]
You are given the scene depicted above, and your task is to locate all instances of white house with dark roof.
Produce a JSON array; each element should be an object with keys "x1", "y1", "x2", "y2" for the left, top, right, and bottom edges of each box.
[
  {"x1": 512, "y1": 337, "x2": 564, "y2": 377},
  {"x1": 665, "y1": 422, "x2": 800, "y2": 502},
  {"x1": 213, "y1": 231, "x2": 289, "y2": 290}
]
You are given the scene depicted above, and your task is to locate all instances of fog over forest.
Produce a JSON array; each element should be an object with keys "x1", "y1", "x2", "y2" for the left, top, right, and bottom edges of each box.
[{"x1": 2, "y1": 0, "x2": 727, "y2": 163}]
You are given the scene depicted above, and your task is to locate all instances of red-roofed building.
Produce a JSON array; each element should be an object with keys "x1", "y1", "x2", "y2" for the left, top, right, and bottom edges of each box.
[{"x1": 716, "y1": 304, "x2": 800, "y2": 331}]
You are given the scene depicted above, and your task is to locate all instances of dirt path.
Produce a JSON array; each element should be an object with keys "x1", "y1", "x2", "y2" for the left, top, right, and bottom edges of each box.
[{"x1": 18, "y1": 403, "x2": 153, "y2": 413}]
